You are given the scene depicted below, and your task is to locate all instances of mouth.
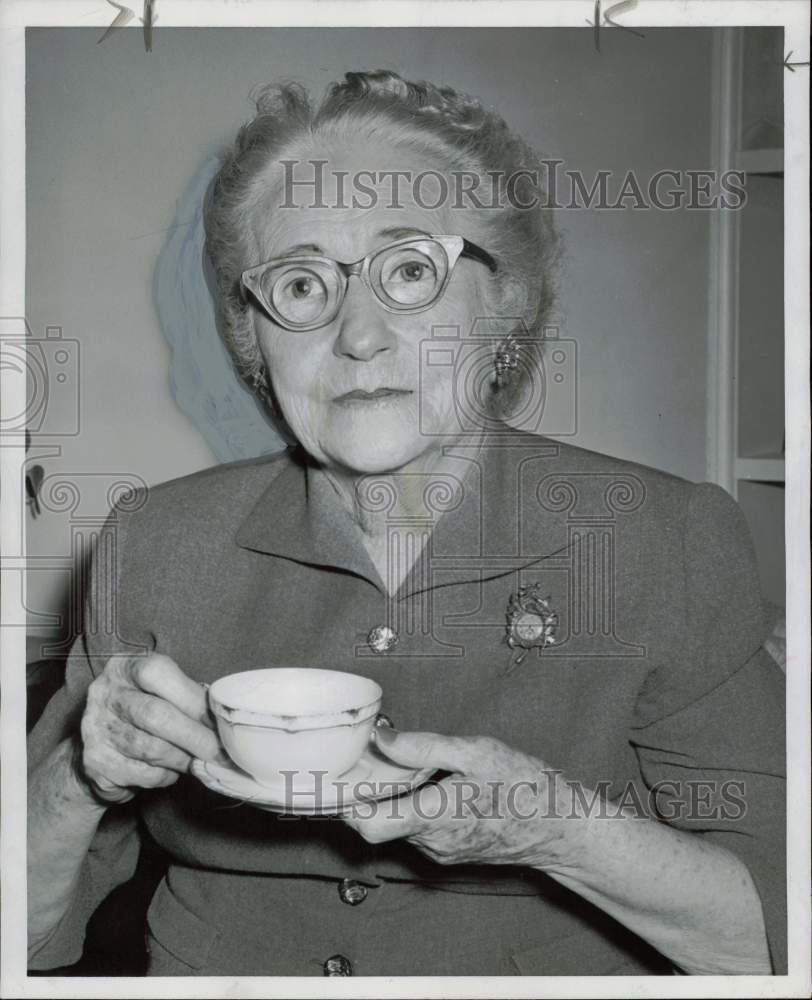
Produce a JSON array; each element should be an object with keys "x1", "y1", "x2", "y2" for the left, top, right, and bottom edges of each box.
[{"x1": 333, "y1": 388, "x2": 413, "y2": 405}]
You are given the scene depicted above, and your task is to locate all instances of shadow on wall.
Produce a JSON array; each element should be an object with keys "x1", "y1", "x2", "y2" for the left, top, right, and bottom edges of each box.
[{"x1": 153, "y1": 154, "x2": 288, "y2": 463}]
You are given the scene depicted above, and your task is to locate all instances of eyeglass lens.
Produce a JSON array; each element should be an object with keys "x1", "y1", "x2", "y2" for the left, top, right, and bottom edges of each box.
[{"x1": 259, "y1": 239, "x2": 449, "y2": 327}]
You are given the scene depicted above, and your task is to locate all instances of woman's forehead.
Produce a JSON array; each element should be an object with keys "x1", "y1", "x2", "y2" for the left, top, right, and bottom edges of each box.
[
  {"x1": 251, "y1": 207, "x2": 450, "y2": 263},
  {"x1": 248, "y1": 135, "x2": 475, "y2": 262}
]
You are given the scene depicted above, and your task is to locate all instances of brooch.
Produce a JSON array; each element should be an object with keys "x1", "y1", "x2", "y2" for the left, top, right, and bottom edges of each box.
[
  {"x1": 504, "y1": 583, "x2": 559, "y2": 672},
  {"x1": 367, "y1": 624, "x2": 398, "y2": 654}
]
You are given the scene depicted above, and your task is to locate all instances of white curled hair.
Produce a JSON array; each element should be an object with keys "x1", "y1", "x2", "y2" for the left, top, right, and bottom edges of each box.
[{"x1": 203, "y1": 70, "x2": 560, "y2": 406}]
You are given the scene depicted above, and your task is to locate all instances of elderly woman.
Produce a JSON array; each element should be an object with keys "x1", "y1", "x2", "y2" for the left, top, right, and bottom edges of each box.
[{"x1": 28, "y1": 71, "x2": 785, "y2": 977}]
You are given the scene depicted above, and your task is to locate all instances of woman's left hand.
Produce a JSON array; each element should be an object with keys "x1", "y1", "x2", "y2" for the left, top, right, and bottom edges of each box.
[{"x1": 341, "y1": 728, "x2": 581, "y2": 871}]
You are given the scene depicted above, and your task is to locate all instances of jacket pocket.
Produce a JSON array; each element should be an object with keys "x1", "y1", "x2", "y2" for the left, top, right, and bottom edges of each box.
[{"x1": 146, "y1": 876, "x2": 219, "y2": 973}]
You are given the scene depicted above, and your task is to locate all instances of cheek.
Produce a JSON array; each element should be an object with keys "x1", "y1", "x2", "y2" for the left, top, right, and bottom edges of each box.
[
  {"x1": 419, "y1": 364, "x2": 457, "y2": 429},
  {"x1": 440, "y1": 270, "x2": 491, "y2": 338},
  {"x1": 257, "y1": 329, "x2": 334, "y2": 442},
  {"x1": 414, "y1": 278, "x2": 489, "y2": 425},
  {"x1": 259, "y1": 328, "x2": 324, "y2": 397}
]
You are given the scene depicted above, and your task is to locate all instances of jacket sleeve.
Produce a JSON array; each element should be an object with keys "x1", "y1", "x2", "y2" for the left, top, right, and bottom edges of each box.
[
  {"x1": 27, "y1": 511, "x2": 143, "y2": 971},
  {"x1": 629, "y1": 482, "x2": 786, "y2": 973}
]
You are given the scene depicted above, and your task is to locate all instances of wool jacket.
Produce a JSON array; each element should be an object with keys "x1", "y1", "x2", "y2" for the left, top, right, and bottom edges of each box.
[{"x1": 28, "y1": 431, "x2": 787, "y2": 976}]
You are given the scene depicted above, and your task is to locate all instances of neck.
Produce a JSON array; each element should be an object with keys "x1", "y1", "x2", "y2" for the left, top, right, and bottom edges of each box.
[{"x1": 319, "y1": 430, "x2": 486, "y2": 541}]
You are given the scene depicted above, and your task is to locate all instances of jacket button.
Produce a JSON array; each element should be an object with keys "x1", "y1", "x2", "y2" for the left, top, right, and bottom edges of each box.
[
  {"x1": 367, "y1": 624, "x2": 398, "y2": 653},
  {"x1": 338, "y1": 878, "x2": 368, "y2": 906},
  {"x1": 323, "y1": 954, "x2": 353, "y2": 976}
]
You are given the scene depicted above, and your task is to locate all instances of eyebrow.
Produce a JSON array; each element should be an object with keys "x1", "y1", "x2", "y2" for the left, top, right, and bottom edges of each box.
[
  {"x1": 376, "y1": 226, "x2": 431, "y2": 241},
  {"x1": 273, "y1": 226, "x2": 432, "y2": 259},
  {"x1": 276, "y1": 241, "x2": 322, "y2": 255}
]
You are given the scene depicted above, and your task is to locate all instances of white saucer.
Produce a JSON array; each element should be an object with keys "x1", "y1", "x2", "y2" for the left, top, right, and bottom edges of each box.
[{"x1": 190, "y1": 747, "x2": 435, "y2": 815}]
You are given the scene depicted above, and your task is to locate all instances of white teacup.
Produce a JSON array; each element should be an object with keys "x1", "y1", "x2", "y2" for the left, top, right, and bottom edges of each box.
[{"x1": 208, "y1": 668, "x2": 383, "y2": 787}]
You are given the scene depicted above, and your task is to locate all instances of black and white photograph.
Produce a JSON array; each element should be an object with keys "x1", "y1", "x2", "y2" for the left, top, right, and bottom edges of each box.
[{"x1": 1, "y1": 1, "x2": 809, "y2": 996}]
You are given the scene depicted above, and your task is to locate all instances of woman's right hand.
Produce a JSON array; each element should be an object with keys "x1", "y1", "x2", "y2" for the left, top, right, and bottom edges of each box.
[{"x1": 76, "y1": 653, "x2": 222, "y2": 804}]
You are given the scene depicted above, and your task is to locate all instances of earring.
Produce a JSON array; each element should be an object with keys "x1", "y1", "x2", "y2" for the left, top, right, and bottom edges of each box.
[{"x1": 494, "y1": 335, "x2": 519, "y2": 389}]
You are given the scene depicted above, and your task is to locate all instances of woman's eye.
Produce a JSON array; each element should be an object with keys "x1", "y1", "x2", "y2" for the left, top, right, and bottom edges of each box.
[
  {"x1": 379, "y1": 251, "x2": 440, "y2": 305},
  {"x1": 269, "y1": 268, "x2": 329, "y2": 324},
  {"x1": 399, "y1": 262, "x2": 426, "y2": 282}
]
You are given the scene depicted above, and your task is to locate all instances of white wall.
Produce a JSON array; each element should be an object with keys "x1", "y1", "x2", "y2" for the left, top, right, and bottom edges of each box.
[{"x1": 25, "y1": 26, "x2": 714, "y2": 633}]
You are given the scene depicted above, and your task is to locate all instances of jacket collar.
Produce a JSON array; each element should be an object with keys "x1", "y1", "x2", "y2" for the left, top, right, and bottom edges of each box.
[
  {"x1": 234, "y1": 435, "x2": 567, "y2": 598},
  {"x1": 234, "y1": 446, "x2": 379, "y2": 585}
]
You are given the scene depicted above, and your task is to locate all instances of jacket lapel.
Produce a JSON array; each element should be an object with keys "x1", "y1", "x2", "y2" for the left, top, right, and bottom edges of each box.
[
  {"x1": 233, "y1": 436, "x2": 569, "y2": 599},
  {"x1": 394, "y1": 436, "x2": 570, "y2": 601},
  {"x1": 234, "y1": 447, "x2": 382, "y2": 588}
]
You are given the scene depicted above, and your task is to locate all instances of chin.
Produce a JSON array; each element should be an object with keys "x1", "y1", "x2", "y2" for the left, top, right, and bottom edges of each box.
[
  {"x1": 310, "y1": 401, "x2": 431, "y2": 473},
  {"x1": 330, "y1": 436, "x2": 425, "y2": 475}
]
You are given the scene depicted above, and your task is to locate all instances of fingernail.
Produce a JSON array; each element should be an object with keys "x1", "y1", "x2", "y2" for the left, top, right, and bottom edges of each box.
[{"x1": 374, "y1": 726, "x2": 398, "y2": 745}]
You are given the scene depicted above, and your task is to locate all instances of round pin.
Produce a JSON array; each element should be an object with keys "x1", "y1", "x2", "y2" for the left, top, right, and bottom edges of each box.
[
  {"x1": 367, "y1": 624, "x2": 398, "y2": 653},
  {"x1": 338, "y1": 878, "x2": 368, "y2": 906}
]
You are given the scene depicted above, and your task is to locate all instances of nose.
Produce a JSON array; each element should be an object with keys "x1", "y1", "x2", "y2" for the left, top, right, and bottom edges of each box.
[{"x1": 333, "y1": 276, "x2": 396, "y2": 362}]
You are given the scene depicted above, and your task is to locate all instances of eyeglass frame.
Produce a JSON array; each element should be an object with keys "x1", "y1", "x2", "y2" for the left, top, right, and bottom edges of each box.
[{"x1": 239, "y1": 233, "x2": 498, "y2": 333}]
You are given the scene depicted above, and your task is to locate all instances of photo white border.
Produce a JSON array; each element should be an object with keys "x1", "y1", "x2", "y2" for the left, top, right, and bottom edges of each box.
[{"x1": 1, "y1": 2, "x2": 809, "y2": 997}]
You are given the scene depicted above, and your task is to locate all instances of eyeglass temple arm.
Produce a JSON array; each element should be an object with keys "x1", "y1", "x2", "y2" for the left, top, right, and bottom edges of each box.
[{"x1": 461, "y1": 238, "x2": 498, "y2": 274}]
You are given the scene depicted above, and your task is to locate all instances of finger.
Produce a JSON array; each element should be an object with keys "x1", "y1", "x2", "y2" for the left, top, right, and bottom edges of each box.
[
  {"x1": 118, "y1": 689, "x2": 221, "y2": 761},
  {"x1": 106, "y1": 718, "x2": 193, "y2": 772},
  {"x1": 341, "y1": 783, "x2": 448, "y2": 843},
  {"x1": 82, "y1": 740, "x2": 180, "y2": 793},
  {"x1": 372, "y1": 728, "x2": 482, "y2": 774},
  {"x1": 127, "y1": 654, "x2": 214, "y2": 728}
]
